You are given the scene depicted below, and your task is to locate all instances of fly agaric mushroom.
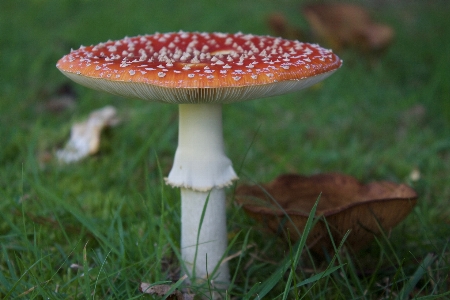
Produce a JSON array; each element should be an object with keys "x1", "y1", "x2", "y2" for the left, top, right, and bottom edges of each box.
[{"x1": 56, "y1": 31, "x2": 342, "y2": 286}]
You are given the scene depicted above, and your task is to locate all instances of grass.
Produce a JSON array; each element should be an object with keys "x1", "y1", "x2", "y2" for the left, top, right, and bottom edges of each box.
[{"x1": 1, "y1": 0, "x2": 450, "y2": 298}]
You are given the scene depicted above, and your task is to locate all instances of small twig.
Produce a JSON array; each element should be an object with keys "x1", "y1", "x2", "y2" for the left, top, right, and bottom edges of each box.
[{"x1": 221, "y1": 244, "x2": 255, "y2": 265}]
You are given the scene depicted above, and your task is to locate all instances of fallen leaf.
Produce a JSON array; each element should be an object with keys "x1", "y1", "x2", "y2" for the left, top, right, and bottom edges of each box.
[
  {"x1": 139, "y1": 282, "x2": 194, "y2": 300},
  {"x1": 139, "y1": 283, "x2": 177, "y2": 296},
  {"x1": 267, "y1": 12, "x2": 304, "y2": 40},
  {"x1": 236, "y1": 173, "x2": 417, "y2": 255},
  {"x1": 302, "y1": 3, "x2": 394, "y2": 52},
  {"x1": 56, "y1": 105, "x2": 120, "y2": 163}
]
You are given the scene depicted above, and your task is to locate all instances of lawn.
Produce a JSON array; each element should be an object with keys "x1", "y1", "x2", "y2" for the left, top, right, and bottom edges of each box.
[{"x1": 1, "y1": 0, "x2": 449, "y2": 299}]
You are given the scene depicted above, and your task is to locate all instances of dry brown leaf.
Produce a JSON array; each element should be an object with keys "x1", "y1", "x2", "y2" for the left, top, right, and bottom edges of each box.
[
  {"x1": 236, "y1": 173, "x2": 417, "y2": 255},
  {"x1": 302, "y1": 3, "x2": 394, "y2": 52},
  {"x1": 139, "y1": 283, "x2": 182, "y2": 299},
  {"x1": 139, "y1": 281, "x2": 194, "y2": 300},
  {"x1": 267, "y1": 12, "x2": 304, "y2": 41}
]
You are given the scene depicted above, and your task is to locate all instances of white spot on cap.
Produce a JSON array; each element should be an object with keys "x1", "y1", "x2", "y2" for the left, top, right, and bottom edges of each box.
[
  {"x1": 158, "y1": 72, "x2": 166, "y2": 78},
  {"x1": 190, "y1": 56, "x2": 200, "y2": 63},
  {"x1": 188, "y1": 74, "x2": 195, "y2": 78}
]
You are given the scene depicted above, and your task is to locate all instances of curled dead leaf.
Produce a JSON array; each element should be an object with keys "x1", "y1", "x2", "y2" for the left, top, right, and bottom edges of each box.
[
  {"x1": 139, "y1": 282, "x2": 194, "y2": 300},
  {"x1": 267, "y1": 12, "x2": 304, "y2": 41},
  {"x1": 236, "y1": 173, "x2": 417, "y2": 255},
  {"x1": 302, "y1": 3, "x2": 394, "y2": 52}
]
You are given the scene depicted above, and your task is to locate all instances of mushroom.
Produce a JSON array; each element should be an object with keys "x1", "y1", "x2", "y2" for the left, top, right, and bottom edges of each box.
[
  {"x1": 236, "y1": 173, "x2": 418, "y2": 255},
  {"x1": 56, "y1": 31, "x2": 342, "y2": 286}
]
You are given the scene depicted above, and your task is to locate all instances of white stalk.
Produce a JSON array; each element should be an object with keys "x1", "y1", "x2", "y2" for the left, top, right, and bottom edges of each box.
[
  {"x1": 181, "y1": 188, "x2": 229, "y2": 285},
  {"x1": 167, "y1": 103, "x2": 238, "y2": 191},
  {"x1": 166, "y1": 103, "x2": 238, "y2": 286}
]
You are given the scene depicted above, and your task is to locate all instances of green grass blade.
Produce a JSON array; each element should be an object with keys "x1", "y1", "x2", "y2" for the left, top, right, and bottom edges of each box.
[
  {"x1": 415, "y1": 291, "x2": 450, "y2": 299},
  {"x1": 82, "y1": 241, "x2": 91, "y2": 298},
  {"x1": 397, "y1": 253, "x2": 437, "y2": 300},
  {"x1": 321, "y1": 218, "x2": 355, "y2": 298},
  {"x1": 191, "y1": 191, "x2": 211, "y2": 280},
  {"x1": 92, "y1": 249, "x2": 112, "y2": 298},
  {"x1": 163, "y1": 275, "x2": 188, "y2": 300},
  {"x1": 228, "y1": 230, "x2": 251, "y2": 293},
  {"x1": 257, "y1": 196, "x2": 320, "y2": 299},
  {"x1": 298, "y1": 230, "x2": 350, "y2": 299},
  {"x1": 155, "y1": 153, "x2": 167, "y2": 277},
  {"x1": 32, "y1": 183, "x2": 120, "y2": 256},
  {"x1": 244, "y1": 282, "x2": 261, "y2": 300},
  {"x1": 3, "y1": 254, "x2": 51, "y2": 299},
  {"x1": 296, "y1": 265, "x2": 343, "y2": 288},
  {"x1": 209, "y1": 230, "x2": 242, "y2": 284}
]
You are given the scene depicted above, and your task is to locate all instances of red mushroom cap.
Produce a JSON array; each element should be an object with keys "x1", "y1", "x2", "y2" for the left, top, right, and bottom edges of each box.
[{"x1": 57, "y1": 31, "x2": 342, "y2": 103}]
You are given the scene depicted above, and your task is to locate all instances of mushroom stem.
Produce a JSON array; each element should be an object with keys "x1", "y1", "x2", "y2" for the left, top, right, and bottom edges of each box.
[
  {"x1": 181, "y1": 188, "x2": 229, "y2": 285},
  {"x1": 167, "y1": 103, "x2": 238, "y2": 191},
  {"x1": 166, "y1": 103, "x2": 237, "y2": 286}
]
